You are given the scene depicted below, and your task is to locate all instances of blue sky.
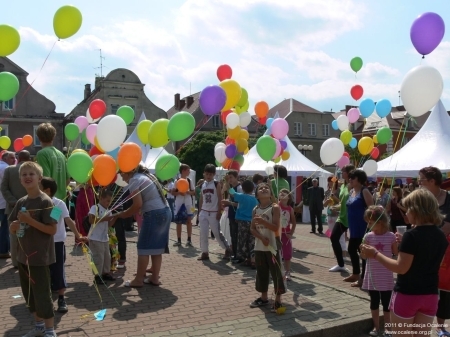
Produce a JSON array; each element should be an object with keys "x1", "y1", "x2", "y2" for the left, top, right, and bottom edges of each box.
[{"x1": 5, "y1": 0, "x2": 450, "y2": 115}]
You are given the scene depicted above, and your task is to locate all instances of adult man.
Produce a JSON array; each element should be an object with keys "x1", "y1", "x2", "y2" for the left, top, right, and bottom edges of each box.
[
  {"x1": 0, "y1": 150, "x2": 29, "y2": 263},
  {"x1": 0, "y1": 151, "x2": 16, "y2": 258},
  {"x1": 307, "y1": 179, "x2": 325, "y2": 234},
  {"x1": 35, "y1": 123, "x2": 70, "y2": 200}
]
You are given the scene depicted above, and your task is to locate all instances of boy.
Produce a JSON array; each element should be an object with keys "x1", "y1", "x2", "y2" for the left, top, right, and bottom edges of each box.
[
  {"x1": 88, "y1": 189, "x2": 117, "y2": 284},
  {"x1": 172, "y1": 164, "x2": 195, "y2": 247},
  {"x1": 197, "y1": 164, "x2": 232, "y2": 261},
  {"x1": 40, "y1": 177, "x2": 86, "y2": 313},
  {"x1": 9, "y1": 162, "x2": 58, "y2": 337}
]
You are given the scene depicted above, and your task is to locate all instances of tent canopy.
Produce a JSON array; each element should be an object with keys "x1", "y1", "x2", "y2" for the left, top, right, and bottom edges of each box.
[{"x1": 377, "y1": 100, "x2": 450, "y2": 177}]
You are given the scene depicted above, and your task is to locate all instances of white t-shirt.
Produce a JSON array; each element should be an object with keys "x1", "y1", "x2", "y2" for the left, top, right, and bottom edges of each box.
[
  {"x1": 201, "y1": 180, "x2": 219, "y2": 212},
  {"x1": 88, "y1": 204, "x2": 110, "y2": 242},
  {"x1": 53, "y1": 197, "x2": 70, "y2": 243}
]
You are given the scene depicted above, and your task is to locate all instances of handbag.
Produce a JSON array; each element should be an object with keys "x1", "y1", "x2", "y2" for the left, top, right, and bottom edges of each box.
[{"x1": 439, "y1": 235, "x2": 450, "y2": 291}]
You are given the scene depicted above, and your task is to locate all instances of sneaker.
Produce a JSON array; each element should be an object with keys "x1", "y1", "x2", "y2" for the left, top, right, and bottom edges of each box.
[
  {"x1": 285, "y1": 271, "x2": 291, "y2": 281},
  {"x1": 102, "y1": 273, "x2": 116, "y2": 281},
  {"x1": 329, "y1": 265, "x2": 347, "y2": 272},
  {"x1": 185, "y1": 241, "x2": 193, "y2": 247},
  {"x1": 250, "y1": 297, "x2": 269, "y2": 308},
  {"x1": 116, "y1": 264, "x2": 125, "y2": 269},
  {"x1": 57, "y1": 298, "x2": 68, "y2": 313},
  {"x1": 93, "y1": 275, "x2": 105, "y2": 285},
  {"x1": 44, "y1": 333, "x2": 57, "y2": 337},
  {"x1": 22, "y1": 327, "x2": 45, "y2": 337},
  {"x1": 271, "y1": 301, "x2": 282, "y2": 313},
  {"x1": 173, "y1": 241, "x2": 181, "y2": 247},
  {"x1": 369, "y1": 329, "x2": 379, "y2": 336}
]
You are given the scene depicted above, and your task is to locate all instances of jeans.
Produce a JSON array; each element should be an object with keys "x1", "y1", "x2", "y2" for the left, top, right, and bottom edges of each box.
[
  {"x1": 167, "y1": 198, "x2": 175, "y2": 222},
  {"x1": 330, "y1": 222, "x2": 348, "y2": 267},
  {"x1": 0, "y1": 209, "x2": 10, "y2": 254},
  {"x1": 114, "y1": 218, "x2": 127, "y2": 262}
]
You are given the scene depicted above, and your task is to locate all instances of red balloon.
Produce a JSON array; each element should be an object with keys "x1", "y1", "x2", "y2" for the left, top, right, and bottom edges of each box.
[
  {"x1": 350, "y1": 85, "x2": 363, "y2": 101},
  {"x1": 343, "y1": 152, "x2": 350, "y2": 158},
  {"x1": 89, "y1": 145, "x2": 103, "y2": 157},
  {"x1": 225, "y1": 137, "x2": 235, "y2": 145},
  {"x1": 228, "y1": 160, "x2": 240, "y2": 172},
  {"x1": 14, "y1": 138, "x2": 24, "y2": 152},
  {"x1": 217, "y1": 64, "x2": 232, "y2": 81},
  {"x1": 371, "y1": 147, "x2": 380, "y2": 159},
  {"x1": 259, "y1": 116, "x2": 267, "y2": 125},
  {"x1": 221, "y1": 110, "x2": 232, "y2": 124},
  {"x1": 89, "y1": 99, "x2": 106, "y2": 119}
]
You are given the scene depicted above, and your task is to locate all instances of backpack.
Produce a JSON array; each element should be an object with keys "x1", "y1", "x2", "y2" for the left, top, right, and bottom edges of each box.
[{"x1": 82, "y1": 205, "x2": 98, "y2": 234}]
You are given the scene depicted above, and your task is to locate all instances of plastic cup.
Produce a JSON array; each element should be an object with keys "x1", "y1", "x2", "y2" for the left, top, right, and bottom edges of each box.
[{"x1": 397, "y1": 226, "x2": 407, "y2": 235}]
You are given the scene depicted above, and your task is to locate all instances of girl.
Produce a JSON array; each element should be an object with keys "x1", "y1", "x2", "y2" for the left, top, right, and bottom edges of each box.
[
  {"x1": 250, "y1": 183, "x2": 285, "y2": 312},
  {"x1": 361, "y1": 206, "x2": 397, "y2": 336},
  {"x1": 324, "y1": 177, "x2": 347, "y2": 257},
  {"x1": 361, "y1": 189, "x2": 448, "y2": 336},
  {"x1": 278, "y1": 189, "x2": 296, "y2": 281}
]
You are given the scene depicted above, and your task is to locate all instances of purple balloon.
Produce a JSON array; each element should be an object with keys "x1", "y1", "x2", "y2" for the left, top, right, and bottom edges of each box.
[
  {"x1": 199, "y1": 85, "x2": 226, "y2": 116},
  {"x1": 225, "y1": 144, "x2": 237, "y2": 159},
  {"x1": 280, "y1": 140, "x2": 287, "y2": 150},
  {"x1": 410, "y1": 12, "x2": 445, "y2": 56}
]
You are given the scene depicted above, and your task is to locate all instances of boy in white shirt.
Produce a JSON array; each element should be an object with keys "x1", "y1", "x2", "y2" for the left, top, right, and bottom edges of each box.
[{"x1": 88, "y1": 189, "x2": 117, "y2": 284}]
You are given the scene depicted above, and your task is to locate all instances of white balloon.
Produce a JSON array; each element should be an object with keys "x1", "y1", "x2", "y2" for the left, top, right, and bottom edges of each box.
[
  {"x1": 86, "y1": 108, "x2": 100, "y2": 124},
  {"x1": 214, "y1": 142, "x2": 226, "y2": 151},
  {"x1": 401, "y1": 65, "x2": 443, "y2": 117},
  {"x1": 226, "y1": 112, "x2": 240, "y2": 129},
  {"x1": 115, "y1": 173, "x2": 128, "y2": 187},
  {"x1": 337, "y1": 115, "x2": 349, "y2": 131},
  {"x1": 362, "y1": 159, "x2": 378, "y2": 176},
  {"x1": 265, "y1": 163, "x2": 275, "y2": 175},
  {"x1": 214, "y1": 146, "x2": 227, "y2": 163},
  {"x1": 97, "y1": 115, "x2": 127, "y2": 152},
  {"x1": 320, "y1": 138, "x2": 345, "y2": 165},
  {"x1": 239, "y1": 111, "x2": 252, "y2": 128}
]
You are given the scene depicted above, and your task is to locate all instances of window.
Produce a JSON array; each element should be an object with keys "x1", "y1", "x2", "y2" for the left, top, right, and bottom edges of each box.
[
  {"x1": 387, "y1": 139, "x2": 393, "y2": 153},
  {"x1": 308, "y1": 123, "x2": 316, "y2": 136},
  {"x1": 212, "y1": 115, "x2": 220, "y2": 128},
  {"x1": 2, "y1": 98, "x2": 14, "y2": 110},
  {"x1": 111, "y1": 104, "x2": 120, "y2": 114},
  {"x1": 33, "y1": 126, "x2": 41, "y2": 147},
  {"x1": 322, "y1": 124, "x2": 329, "y2": 137},
  {"x1": 294, "y1": 122, "x2": 302, "y2": 136},
  {"x1": 0, "y1": 124, "x2": 8, "y2": 136}
]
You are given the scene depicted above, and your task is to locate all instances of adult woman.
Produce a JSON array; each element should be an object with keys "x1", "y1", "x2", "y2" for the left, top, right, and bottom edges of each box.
[
  {"x1": 361, "y1": 189, "x2": 448, "y2": 336},
  {"x1": 344, "y1": 169, "x2": 373, "y2": 287},
  {"x1": 117, "y1": 165, "x2": 171, "y2": 288},
  {"x1": 386, "y1": 186, "x2": 409, "y2": 233},
  {"x1": 324, "y1": 177, "x2": 346, "y2": 254},
  {"x1": 329, "y1": 164, "x2": 354, "y2": 273},
  {"x1": 418, "y1": 166, "x2": 450, "y2": 336}
]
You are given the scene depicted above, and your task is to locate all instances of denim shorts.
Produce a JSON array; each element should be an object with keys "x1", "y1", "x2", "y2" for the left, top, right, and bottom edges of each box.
[{"x1": 137, "y1": 207, "x2": 171, "y2": 255}]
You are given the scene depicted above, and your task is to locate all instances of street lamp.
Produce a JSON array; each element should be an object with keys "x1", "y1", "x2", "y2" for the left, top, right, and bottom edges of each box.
[{"x1": 298, "y1": 144, "x2": 313, "y2": 157}]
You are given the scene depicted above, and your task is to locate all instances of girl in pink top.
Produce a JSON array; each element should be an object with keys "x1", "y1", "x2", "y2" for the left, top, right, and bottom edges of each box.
[
  {"x1": 361, "y1": 206, "x2": 398, "y2": 336},
  {"x1": 278, "y1": 189, "x2": 296, "y2": 282}
]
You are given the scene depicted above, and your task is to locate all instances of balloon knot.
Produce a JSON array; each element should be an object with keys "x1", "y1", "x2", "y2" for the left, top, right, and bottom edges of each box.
[{"x1": 422, "y1": 55, "x2": 425, "y2": 59}]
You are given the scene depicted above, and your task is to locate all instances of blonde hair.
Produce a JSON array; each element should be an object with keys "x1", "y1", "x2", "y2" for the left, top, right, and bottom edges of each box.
[
  {"x1": 364, "y1": 205, "x2": 389, "y2": 230},
  {"x1": 19, "y1": 161, "x2": 43, "y2": 177},
  {"x1": 402, "y1": 189, "x2": 444, "y2": 225}
]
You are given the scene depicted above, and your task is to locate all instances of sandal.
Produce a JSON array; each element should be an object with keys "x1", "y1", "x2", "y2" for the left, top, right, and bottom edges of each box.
[
  {"x1": 350, "y1": 280, "x2": 362, "y2": 287},
  {"x1": 124, "y1": 280, "x2": 143, "y2": 288},
  {"x1": 144, "y1": 278, "x2": 161, "y2": 286}
]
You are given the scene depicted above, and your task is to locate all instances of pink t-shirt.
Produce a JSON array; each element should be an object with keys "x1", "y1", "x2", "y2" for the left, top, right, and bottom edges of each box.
[
  {"x1": 279, "y1": 204, "x2": 292, "y2": 233},
  {"x1": 362, "y1": 231, "x2": 396, "y2": 291}
]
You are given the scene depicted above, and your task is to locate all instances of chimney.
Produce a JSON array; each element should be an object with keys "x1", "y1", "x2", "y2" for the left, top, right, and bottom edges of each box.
[
  {"x1": 174, "y1": 93, "x2": 180, "y2": 109},
  {"x1": 84, "y1": 84, "x2": 91, "y2": 100},
  {"x1": 179, "y1": 99, "x2": 186, "y2": 111},
  {"x1": 186, "y1": 96, "x2": 194, "y2": 108}
]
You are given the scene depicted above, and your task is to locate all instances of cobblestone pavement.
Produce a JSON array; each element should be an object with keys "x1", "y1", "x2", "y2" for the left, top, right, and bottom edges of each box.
[{"x1": 0, "y1": 221, "x2": 390, "y2": 337}]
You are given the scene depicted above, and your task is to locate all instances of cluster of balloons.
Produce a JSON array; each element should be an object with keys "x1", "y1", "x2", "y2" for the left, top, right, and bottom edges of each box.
[
  {"x1": 256, "y1": 118, "x2": 290, "y2": 162},
  {"x1": 0, "y1": 133, "x2": 33, "y2": 152}
]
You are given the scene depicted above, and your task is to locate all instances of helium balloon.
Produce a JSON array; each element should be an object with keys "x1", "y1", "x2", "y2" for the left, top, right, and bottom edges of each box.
[
  {"x1": 13, "y1": 138, "x2": 24, "y2": 152},
  {"x1": 358, "y1": 136, "x2": 374, "y2": 156},
  {"x1": 137, "y1": 120, "x2": 152, "y2": 145},
  {"x1": 349, "y1": 137, "x2": 357, "y2": 149},
  {"x1": 0, "y1": 136, "x2": 11, "y2": 149},
  {"x1": 155, "y1": 154, "x2": 180, "y2": 181},
  {"x1": 347, "y1": 108, "x2": 360, "y2": 123},
  {"x1": 22, "y1": 135, "x2": 33, "y2": 147},
  {"x1": 221, "y1": 110, "x2": 232, "y2": 124},
  {"x1": 400, "y1": 65, "x2": 443, "y2": 117},
  {"x1": 410, "y1": 12, "x2": 445, "y2": 56},
  {"x1": 68, "y1": 151, "x2": 93, "y2": 183},
  {"x1": 118, "y1": 143, "x2": 142, "y2": 173},
  {"x1": 320, "y1": 138, "x2": 344, "y2": 165},
  {"x1": 217, "y1": 64, "x2": 232, "y2": 81},
  {"x1": 336, "y1": 115, "x2": 349, "y2": 131},
  {"x1": 226, "y1": 112, "x2": 240, "y2": 129},
  {"x1": 168, "y1": 111, "x2": 195, "y2": 141},
  {"x1": 214, "y1": 144, "x2": 227, "y2": 163},
  {"x1": 375, "y1": 99, "x2": 392, "y2": 118},
  {"x1": 93, "y1": 155, "x2": 116, "y2": 186},
  {"x1": 86, "y1": 108, "x2": 100, "y2": 124},
  {"x1": 199, "y1": 85, "x2": 226, "y2": 116},
  {"x1": 337, "y1": 155, "x2": 350, "y2": 169},
  {"x1": 53, "y1": 5, "x2": 83, "y2": 39},
  {"x1": 259, "y1": 116, "x2": 267, "y2": 125},
  {"x1": 239, "y1": 111, "x2": 252, "y2": 128},
  {"x1": 239, "y1": 129, "x2": 249, "y2": 140},
  {"x1": 148, "y1": 119, "x2": 170, "y2": 148},
  {"x1": 89, "y1": 146, "x2": 103, "y2": 157},
  {"x1": 256, "y1": 136, "x2": 276, "y2": 162},
  {"x1": 89, "y1": 99, "x2": 106, "y2": 119},
  {"x1": 236, "y1": 139, "x2": 248, "y2": 153},
  {"x1": 97, "y1": 115, "x2": 127, "y2": 152},
  {"x1": 227, "y1": 126, "x2": 241, "y2": 140},
  {"x1": 64, "y1": 123, "x2": 80, "y2": 141},
  {"x1": 281, "y1": 151, "x2": 290, "y2": 161},
  {"x1": 237, "y1": 88, "x2": 248, "y2": 107},
  {"x1": 373, "y1": 135, "x2": 378, "y2": 144},
  {"x1": 343, "y1": 152, "x2": 350, "y2": 158},
  {"x1": 75, "y1": 116, "x2": 89, "y2": 132},
  {"x1": 0, "y1": 72, "x2": 19, "y2": 102},
  {"x1": 0, "y1": 25, "x2": 20, "y2": 57},
  {"x1": 266, "y1": 117, "x2": 274, "y2": 129},
  {"x1": 271, "y1": 119, "x2": 289, "y2": 139},
  {"x1": 280, "y1": 140, "x2": 287, "y2": 150},
  {"x1": 254, "y1": 101, "x2": 269, "y2": 118},
  {"x1": 116, "y1": 105, "x2": 135, "y2": 125},
  {"x1": 350, "y1": 85, "x2": 363, "y2": 101},
  {"x1": 376, "y1": 127, "x2": 393, "y2": 145},
  {"x1": 176, "y1": 178, "x2": 190, "y2": 193},
  {"x1": 331, "y1": 120, "x2": 339, "y2": 130},
  {"x1": 370, "y1": 148, "x2": 380, "y2": 159},
  {"x1": 265, "y1": 163, "x2": 275, "y2": 175},
  {"x1": 234, "y1": 154, "x2": 244, "y2": 166},
  {"x1": 86, "y1": 124, "x2": 97, "y2": 145},
  {"x1": 340, "y1": 130, "x2": 352, "y2": 145},
  {"x1": 359, "y1": 98, "x2": 375, "y2": 118},
  {"x1": 350, "y1": 57, "x2": 363, "y2": 73},
  {"x1": 362, "y1": 159, "x2": 378, "y2": 176},
  {"x1": 219, "y1": 79, "x2": 241, "y2": 111},
  {"x1": 225, "y1": 144, "x2": 237, "y2": 159}
]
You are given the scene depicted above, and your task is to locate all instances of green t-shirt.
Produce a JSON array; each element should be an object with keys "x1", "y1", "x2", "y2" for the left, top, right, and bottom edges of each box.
[
  {"x1": 271, "y1": 178, "x2": 290, "y2": 198},
  {"x1": 36, "y1": 146, "x2": 70, "y2": 200},
  {"x1": 336, "y1": 183, "x2": 349, "y2": 227}
]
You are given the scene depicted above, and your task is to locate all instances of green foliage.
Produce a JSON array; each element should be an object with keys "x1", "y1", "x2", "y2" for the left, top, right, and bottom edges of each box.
[{"x1": 248, "y1": 124, "x2": 266, "y2": 148}]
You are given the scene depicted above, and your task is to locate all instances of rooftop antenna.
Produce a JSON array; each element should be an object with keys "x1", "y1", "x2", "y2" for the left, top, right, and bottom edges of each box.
[
  {"x1": 398, "y1": 90, "x2": 401, "y2": 106},
  {"x1": 190, "y1": 82, "x2": 191, "y2": 96},
  {"x1": 94, "y1": 49, "x2": 106, "y2": 77}
]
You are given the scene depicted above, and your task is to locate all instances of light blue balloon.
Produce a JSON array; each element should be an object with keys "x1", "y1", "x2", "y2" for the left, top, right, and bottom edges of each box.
[
  {"x1": 107, "y1": 147, "x2": 120, "y2": 160},
  {"x1": 375, "y1": 99, "x2": 392, "y2": 118},
  {"x1": 331, "y1": 120, "x2": 338, "y2": 130},
  {"x1": 266, "y1": 118, "x2": 274, "y2": 129},
  {"x1": 359, "y1": 98, "x2": 375, "y2": 118},
  {"x1": 349, "y1": 137, "x2": 357, "y2": 149}
]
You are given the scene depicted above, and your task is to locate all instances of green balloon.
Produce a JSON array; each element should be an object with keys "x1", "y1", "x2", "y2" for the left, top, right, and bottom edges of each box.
[
  {"x1": 155, "y1": 154, "x2": 180, "y2": 181},
  {"x1": 68, "y1": 152, "x2": 93, "y2": 183},
  {"x1": 256, "y1": 135, "x2": 276, "y2": 161},
  {"x1": 350, "y1": 57, "x2": 363, "y2": 73},
  {"x1": 0, "y1": 72, "x2": 19, "y2": 102},
  {"x1": 148, "y1": 119, "x2": 170, "y2": 148},
  {"x1": 215, "y1": 159, "x2": 221, "y2": 167},
  {"x1": 237, "y1": 88, "x2": 248, "y2": 107},
  {"x1": 235, "y1": 154, "x2": 244, "y2": 166},
  {"x1": 340, "y1": 130, "x2": 352, "y2": 145},
  {"x1": 64, "y1": 123, "x2": 80, "y2": 141},
  {"x1": 168, "y1": 111, "x2": 195, "y2": 142},
  {"x1": 116, "y1": 105, "x2": 135, "y2": 125},
  {"x1": 376, "y1": 127, "x2": 392, "y2": 145},
  {"x1": 241, "y1": 100, "x2": 249, "y2": 112},
  {"x1": 81, "y1": 129, "x2": 90, "y2": 145}
]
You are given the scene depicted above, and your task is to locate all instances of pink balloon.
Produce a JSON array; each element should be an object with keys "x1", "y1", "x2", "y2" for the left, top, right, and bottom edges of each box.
[
  {"x1": 86, "y1": 124, "x2": 98, "y2": 145},
  {"x1": 272, "y1": 139, "x2": 282, "y2": 159},
  {"x1": 271, "y1": 118, "x2": 289, "y2": 139},
  {"x1": 75, "y1": 116, "x2": 89, "y2": 132},
  {"x1": 347, "y1": 108, "x2": 360, "y2": 123},
  {"x1": 337, "y1": 155, "x2": 350, "y2": 169}
]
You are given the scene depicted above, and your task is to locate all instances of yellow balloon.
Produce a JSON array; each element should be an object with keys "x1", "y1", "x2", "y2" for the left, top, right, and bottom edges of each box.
[
  {"x1": 373, "y1": 135, "x2": 378, "y2": 144},
  {"x1": 53, "y1": 5, "x2": 83, "y2": 39},
  {"x1": 236, "y1": 138, "x2": 248, "y2": 152},
  {"x1": 0, "y1": 25, "x2": 20, "y2": 57},
  {"x1": 239, "y1": 129, "x2": 249, "y2": 140},
  {"x1": 244, "y1": 147, "x2": 249, "y2": 154},
  {"x1": 148, "y1": 119, "x2": 170, "y2": 148},
  {"x1": 72, "y1": 149, "x2": 87, "y2": 154},
  {"x1": 274, "y1": 157, "x2": 281, "y2": 163},
  {"x1": 358, "y1": 136, "x2": 374, "y2": 155},
  {"x1": 137, "y1": 120, "x2": 153, "y2": 145},
  {"x1": 219, "y1": 79, "x2": 242, "y2": 111},
  {"x1": 340, "y1": 130, "x2": 352, "y2": 145},
  {"x1": 0, "y1": 136, "x2": 11, "y2": 149},
  {"x1": 281, "y1": 151, "x2": 290, "y2": 161},
  {"x1": 227, "y1": 126, "x2": 241, "y2": 140}
]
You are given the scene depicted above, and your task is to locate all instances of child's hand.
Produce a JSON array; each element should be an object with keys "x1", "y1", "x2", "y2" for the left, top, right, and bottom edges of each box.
[
  {"x1": 253, "y1": 216, "x2": 266, "y2": 227},
  {"x1": 77, "y1": 236, "x2": 88, "y2": 243},
  {"x1": 10, "y1": 220, "x2": 20, "y2": 234},
  {"x1": 395, "y1": 232, "x2": 403, "y2": 243},
  {"x1": 286, "y1": 233, "x2": 294, "y2": 240},
  {"x1": 179, "y1": 192, "x2": 185, "y2": 196},
  {"x1": 17, "y1": 211, "x2": 32, "y2": 224},
  {"x1": 221, "y1": 200, "x2": 231, "y2": 207},
  {"x1": 262, "y1": 237, "x2": 270, "y2": 246}
]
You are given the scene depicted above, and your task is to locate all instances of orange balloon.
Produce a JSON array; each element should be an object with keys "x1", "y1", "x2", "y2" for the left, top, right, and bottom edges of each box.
[
  {"x1": 254, "y1": 101, "x2": 269, "y2": 118},
  {"x1": 22, "y1": 134, "x2": 33, "y2": 147},
  {"x1": 222, "y1": 158, "x2": 233, "y2": 169},
  {"x1": 176, "y1": 178, "x2": 189, "y2": 193},
  {"x1": 93, "y1": 154, "x2": 116, "y2": 186},
  {"x1": 117, "y1": 143, "x2": 142, "y2": 173}
]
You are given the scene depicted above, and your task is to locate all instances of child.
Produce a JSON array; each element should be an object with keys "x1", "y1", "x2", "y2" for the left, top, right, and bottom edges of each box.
[
  {"x1": 172, "y1": 164, "x2": 195, "y2": 247},
  {"x1": 229, "y1": 180, "x2": 258, "y2": 266},
  {"x1": 250, "y1": 183, "x2": 286, "y2": 312},
  {"x1": 278, "y1": 188, "x2": 297, "y2": 281},
  {"x1": 88, "y1": 189, "x2": 117, "y2": 284},
  {"x1": 40, "y1": 177, "x2": 86, "y2": 314},
  {"x1": 361, "y1": 205, "x2": 397, "y2": 337},
  {"x1": 197, "y1": 164, "x2": 232, "y2": 261},
  {"x1": 9, "y1": 162, "x2": 58, "y2": 337}
]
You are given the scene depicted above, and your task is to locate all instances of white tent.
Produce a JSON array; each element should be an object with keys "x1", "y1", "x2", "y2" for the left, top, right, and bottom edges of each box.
[{"x1": 377, "y1": 100, "x2": 450, "y2": 177}]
